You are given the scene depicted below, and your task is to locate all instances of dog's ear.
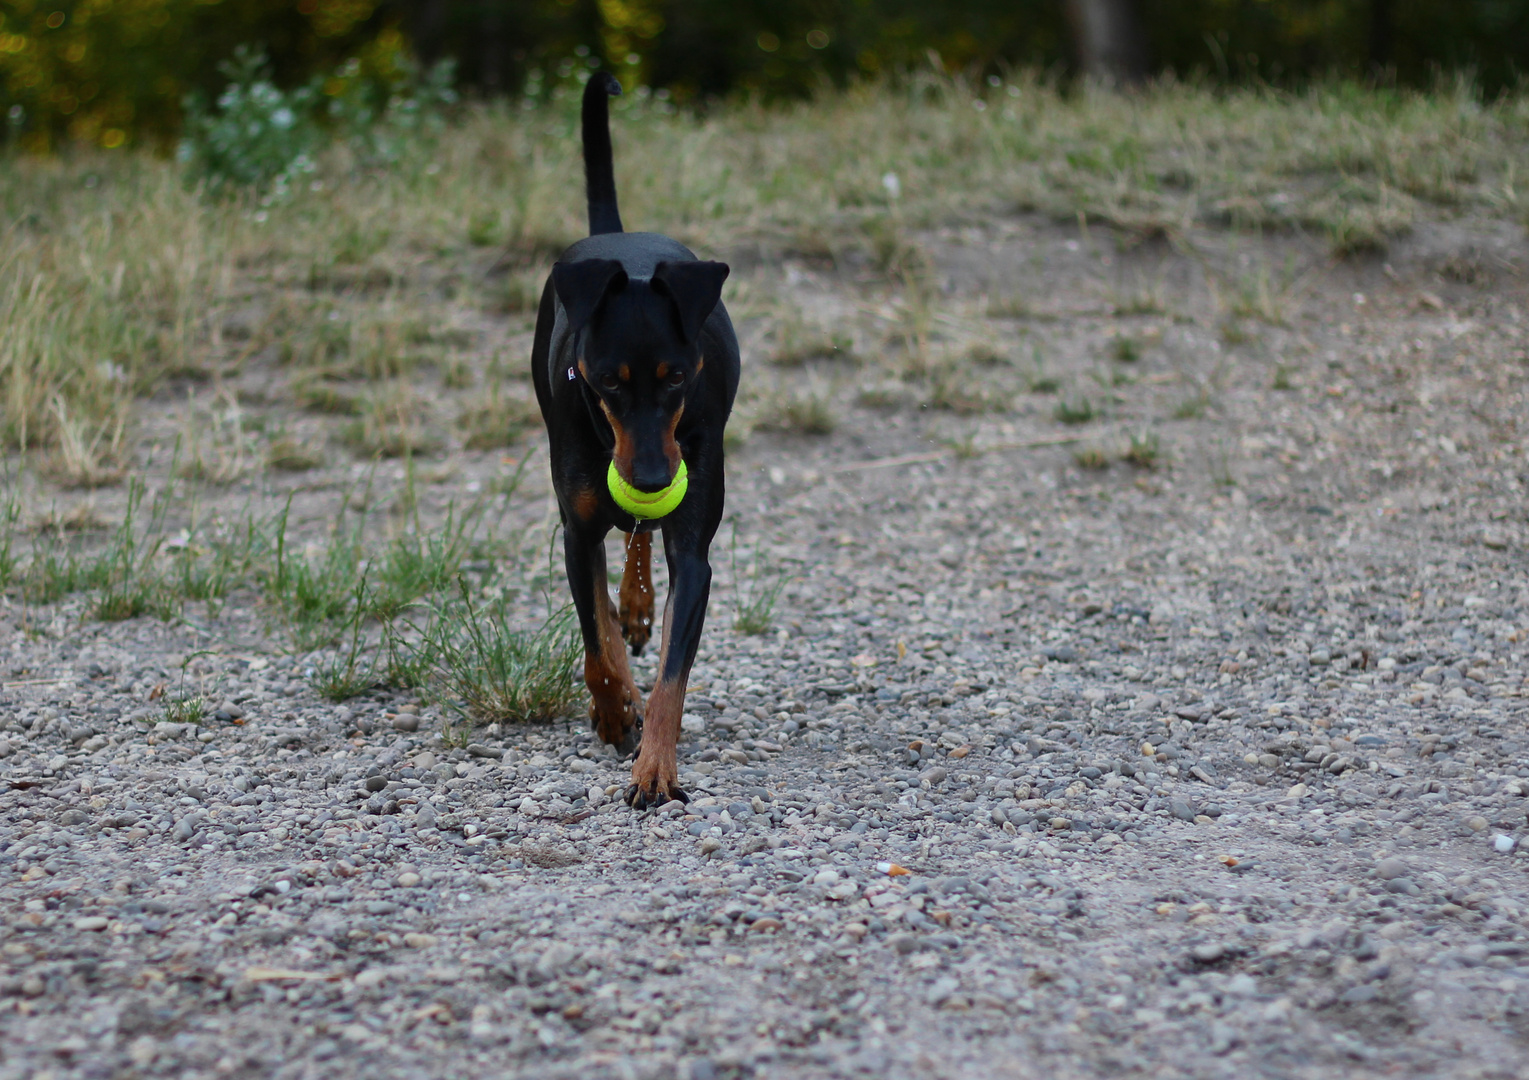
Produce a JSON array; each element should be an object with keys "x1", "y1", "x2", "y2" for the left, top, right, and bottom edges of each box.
[
  {"x1": 552, "y1": 258, "x2": 629, "y2": 333},
  {"x1": 651, "y1": 260, "x2": 730, "y2": 343}
]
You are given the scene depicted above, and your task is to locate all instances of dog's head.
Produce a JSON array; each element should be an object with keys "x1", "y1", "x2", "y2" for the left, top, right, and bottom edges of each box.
[{"x1": 553, "y1": 257, "x2": 728, "y2": 492}]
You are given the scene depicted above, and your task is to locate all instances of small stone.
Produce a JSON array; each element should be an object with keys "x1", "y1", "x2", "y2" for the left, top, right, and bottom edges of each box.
[
  {"x1": 1224, "y1": 973, "x2": 1258, "y2": 996},
  {"x1": 59, "y1": 809, "x2": 87, "y2": 826},
  {"x1": 1192, "y1": 943, "x2": 1225, "y2": 963},
  {"x1": 363, "y1": 775, "x2": 388, "y2": 792},
  {"x1": 392, "y1": 714, "x2": 420, "y2": 733},
  {"x1": 536, "y1": 943, "x2": 580, "y2": 976},
  {"x1": 887, "y1": 933, "x2": 923, "y2": 955},
  {"x1": 73, "y1": 916, "x2": 109, "y2": 932},
  {"x1": 396, "y1": 872, "x2": 422, "y2": 888},
  {"x1": 749, "y1": 917, "x2": 783, "y2": 933},
  {"x1": 402, "y1": 932, "x2": 438, "y2": 948},
  {"x1": 1494, "y1": 834, "x2": 1516, "y2": 853},
  {"x1": 699, "y1": 837, "x2": 722, "y2": 855},
  {"x1": 1465, "y1": 816, "x2": 1489, "y2": 832},
  {"x1": 1375, "y1": 858, "x2": 1406, "y2": 880},
  {"x1": 466, "y1": 743, "x2": 503, "y2": 759},
  {"x1": 919, "y1": 766, "x2": 947, "y2": 785},
  {"x1": 1170, "y1": 799, "x2": 1195, "y2": 822},
  {"x1": 1049, "y1": 817, "x2": 1072, "y2": 831}
]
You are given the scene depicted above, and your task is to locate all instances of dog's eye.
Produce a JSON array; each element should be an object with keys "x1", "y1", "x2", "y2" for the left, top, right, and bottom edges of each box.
[
  {"x1": 599, "y1": 374, "x2": 619, "y2": 392},
  {"x1": 667, "y1": 371, "x2": 685, "y2": 387}
]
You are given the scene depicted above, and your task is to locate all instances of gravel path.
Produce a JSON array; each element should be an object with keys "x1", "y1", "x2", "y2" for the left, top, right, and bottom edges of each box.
[{"x1": 2, "y1": 217, "x2": 1529, "y2": 1079}]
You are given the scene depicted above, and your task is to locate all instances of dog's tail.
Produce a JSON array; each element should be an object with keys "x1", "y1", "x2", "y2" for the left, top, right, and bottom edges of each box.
[{"x1": 581, "y1": 72, "x2": 623, "y2": 236}]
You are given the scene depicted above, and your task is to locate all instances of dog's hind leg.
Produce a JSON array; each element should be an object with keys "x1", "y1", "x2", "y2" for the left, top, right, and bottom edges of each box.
[
  {"x1": 564, "y1": 523, "x2": 642, "y2": 756},
  {"x1": 618, "y1": 530, "x2": 654, "y2": 655}
]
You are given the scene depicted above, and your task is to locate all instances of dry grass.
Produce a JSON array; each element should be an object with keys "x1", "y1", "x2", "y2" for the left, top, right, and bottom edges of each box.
[{"x1": 0, "y1": 74, "x2": 1525, "y2": 469}]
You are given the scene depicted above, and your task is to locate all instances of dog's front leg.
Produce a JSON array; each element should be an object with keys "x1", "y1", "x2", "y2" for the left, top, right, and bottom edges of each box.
[
  {"x1": 624, "y1": 538, "x2": 711, "y2": 809},
  {"x1": 564, "y1": 523, "x2": 642, "y2": 756}
]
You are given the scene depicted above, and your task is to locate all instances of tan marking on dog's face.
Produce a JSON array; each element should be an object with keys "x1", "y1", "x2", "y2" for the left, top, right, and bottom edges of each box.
[
  {"x1": 618, "y1": 363, "x2": 631, "y2": 382},
  {"x1": 600, "y1": 399, "x2": 636, "y2": 483},
  {"x1": 661, "y1": 403, "x2": 684, "y2": 474},
  {"x1": 654, "y1": 361, "x2": 669, "y2": 381}
]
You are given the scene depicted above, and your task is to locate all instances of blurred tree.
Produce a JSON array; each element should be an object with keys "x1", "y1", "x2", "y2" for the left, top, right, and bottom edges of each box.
[
  {"x1": 2, "y1": 0, "x2": 1526, "y2": 150},
  {"x1": 1065, "y1": 0, "x2": 1149, "y2": 85},
  {"x1": 0, "y1": 0, "x2": 392, "y2": 150}
]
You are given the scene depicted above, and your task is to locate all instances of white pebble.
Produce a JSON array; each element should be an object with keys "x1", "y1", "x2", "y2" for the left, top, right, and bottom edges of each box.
[{"x1": 1493, "y1": 834, "x2": 1516, "y2": 853}]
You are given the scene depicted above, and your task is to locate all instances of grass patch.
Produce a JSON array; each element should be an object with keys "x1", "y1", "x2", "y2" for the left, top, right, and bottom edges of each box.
[
  {"x1": 768, "y1": 314, "x2": 855, "y2": 367},
  {"x1": 1110, "y1": 335, "x2": 1142, "y2": 362},
  {"x1": 1172, "y1": 392, "x2": 1212, "y2": 420},
  {"x1": 929, "y1": 366, "x2": 1008, "y2": 415},
  {"x1": 423, "y1": 585, "x2": 582, "y2": 724},
  {"x1": 457, "y1": 388, "x2": 539, "y2": 451},
  {"x1": 1053, "y1": 397, "x2": 1096, "y2": 425},
  {"x1": 1074, "y1": 447, "x2": 1110, "y2": 470},
  {"x1": 3, "y1": 76, "x2": 1521, "y2": 461},
  {"x1": 756, "y1": 391, "x2": 838, "y2": 436},
  {"x1": 266, "y1": 436, "x2": 324, "y2": 472},
  {"x1": 1123, "y1": 431, "x2": 1161, "y2": 469},
  {"x1": 730, "y1": 531, "x2": 788, "y2": 636},
  {"x1": 341, "y1": 382, "x2": 442, "y2": 459}
]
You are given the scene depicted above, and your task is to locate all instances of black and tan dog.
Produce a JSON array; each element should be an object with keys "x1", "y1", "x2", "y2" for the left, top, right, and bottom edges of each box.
[{"x1": 530, "y1": 73, "x2": 738, "y2": 809}]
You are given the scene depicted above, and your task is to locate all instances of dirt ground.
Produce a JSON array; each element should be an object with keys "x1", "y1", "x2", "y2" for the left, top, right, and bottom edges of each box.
[{"x1": 2, "y1": 210, "x2": 1529, "y2": 1080}]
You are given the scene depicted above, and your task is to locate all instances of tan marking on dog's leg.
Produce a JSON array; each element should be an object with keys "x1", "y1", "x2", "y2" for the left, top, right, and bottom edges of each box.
[
  {"x1": 626, "y1": 592, "x2": 688, "y2": 807},
  {"x1": 585, "y1": 577, "x2": 642, "y2": 752},
  {"x1": 618, "y1": 530, "x2": 653, "y2": 654}
]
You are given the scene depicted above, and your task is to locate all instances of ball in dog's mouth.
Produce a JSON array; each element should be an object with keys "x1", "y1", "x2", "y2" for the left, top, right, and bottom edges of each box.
[{"x1": 607, "y1": 459, "x2": 688, "y2": 519}]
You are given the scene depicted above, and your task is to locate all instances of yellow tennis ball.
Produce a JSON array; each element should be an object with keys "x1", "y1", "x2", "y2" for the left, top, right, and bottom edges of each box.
[{"x1": 607, "y1": 459, "x2": 688, "y2": 519}]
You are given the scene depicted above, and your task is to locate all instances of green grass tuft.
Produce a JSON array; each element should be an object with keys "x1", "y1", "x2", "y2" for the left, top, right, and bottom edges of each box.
[
  {"x1": 424, "y1": 584, "x2": 582, "y2": 725},
  {"x1": 1053, "y1": 397, "x2": 1096, "y2": 425}
]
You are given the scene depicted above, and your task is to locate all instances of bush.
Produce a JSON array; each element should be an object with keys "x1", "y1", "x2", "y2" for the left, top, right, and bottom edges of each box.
[
  {"x1": 179, "y1": 45, "x2": 456, "y2": 196},
  {"x1": 178, "y1": 47, "x2": 320, "y2": 196}
]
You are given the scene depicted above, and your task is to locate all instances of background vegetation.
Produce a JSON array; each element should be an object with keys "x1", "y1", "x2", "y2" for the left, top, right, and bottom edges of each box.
[{"x1": 1, "y1": 1, "x2": 1526, "y2": 150}]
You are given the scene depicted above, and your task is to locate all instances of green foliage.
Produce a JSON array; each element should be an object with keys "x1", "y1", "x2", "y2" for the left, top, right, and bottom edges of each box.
[
  {"x1": 1123, "y1": 430, "x2": 1161, "y2": 469},
  {"x1": 179, "y1": 47, "x2": 321, "y2": 195},
  {"x1": 420, "y1": 584, "x2": 582, "y2": 725},
  {"x1": 1054, "y1": 397, "x2": 1096, "y2": 426},
  {"x1": 730, "y1": 530, "x2": 788, "y2": 636},
  {"x1": 179, "y1": 46, "x2": 455, "y2": 195},
  {"x1": 2, "y1": 1, "x2": 1523, "y2": 152}
]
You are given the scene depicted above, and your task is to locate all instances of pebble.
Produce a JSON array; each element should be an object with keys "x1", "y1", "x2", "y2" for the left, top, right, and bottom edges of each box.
[
  {"x1": 392, "y1": 713, "x2": 420, "y2": 732},
  {"x1": 1494, "y1": 834, "x2": 1516, "y2": 853}
]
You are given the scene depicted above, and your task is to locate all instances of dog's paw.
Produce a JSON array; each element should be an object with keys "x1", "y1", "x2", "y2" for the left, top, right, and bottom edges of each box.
[
  {"x1": 623, "y1": 750, "x2": 685, "y2": 810},
  {"x1": 618, "y1": 605, "x2": 651, "y2": 656},
  {"x1": 623, "y1": 782, "x2": 688, "y2": 811},
  {"x1": 588, "y1": 693, "x2": 641, "y2": 751},
  {"x1": 616, "y1": 718, "x2": 642, "y2": 759}
]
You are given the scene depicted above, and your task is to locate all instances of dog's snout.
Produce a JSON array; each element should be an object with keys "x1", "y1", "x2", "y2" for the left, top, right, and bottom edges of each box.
[{"x1": 629, "y1": 459, "x2": 673, "y2": 493}]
